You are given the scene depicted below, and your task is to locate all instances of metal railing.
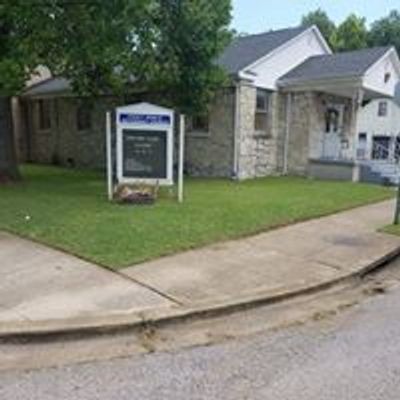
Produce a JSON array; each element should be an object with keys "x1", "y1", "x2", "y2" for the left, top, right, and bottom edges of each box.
[{"x1": 370, "y1": 141, "x2": 393, "y2": 162}]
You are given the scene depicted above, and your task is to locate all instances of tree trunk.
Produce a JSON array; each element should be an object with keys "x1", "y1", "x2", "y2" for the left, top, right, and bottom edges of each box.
[{"x1": 0, "y1": 96, "x2": 20, "y2": 182}]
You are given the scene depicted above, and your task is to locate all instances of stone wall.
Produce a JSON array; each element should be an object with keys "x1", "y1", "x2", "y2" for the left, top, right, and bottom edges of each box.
[
  {"x1": 285, "y1": 92, "x2": 313, "y2": 175},
  {"x1": 185, "y1": 87, "x2": 235, "y2": 177},
  {"x1": 24, "y1": 90, "x2": 237, "y2": 177},
  {"x1": 236, "y1": 85, "x2": 285, "y2": 179},
  {"x1": 25, "y1": 96, "x2": 120, "y2": 169},
  {"x1": 21, "y1": 87, "x2": 356, "y2": 179}
]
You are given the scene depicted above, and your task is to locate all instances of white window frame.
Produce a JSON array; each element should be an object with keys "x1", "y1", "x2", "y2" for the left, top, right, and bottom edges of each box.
[{"x1": 254, "y1": 89, "x2": 270, "y2": 133}]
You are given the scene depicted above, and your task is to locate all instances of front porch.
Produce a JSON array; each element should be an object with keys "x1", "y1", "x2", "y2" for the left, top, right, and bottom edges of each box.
[
  {"x1": 306, "y1": 93, "x2": 400, "y2": 185},
  {"x1": 278, "y1": 46, "x2": 400, "y2": 184}
]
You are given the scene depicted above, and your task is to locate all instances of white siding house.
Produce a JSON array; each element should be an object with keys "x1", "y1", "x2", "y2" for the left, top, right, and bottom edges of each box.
[
  {"x1": 357, "y1": 84, "x2": 400, "y2": 166},
  {"x1": 239, "y1": 26, "x2": 331, "y2": 90}
]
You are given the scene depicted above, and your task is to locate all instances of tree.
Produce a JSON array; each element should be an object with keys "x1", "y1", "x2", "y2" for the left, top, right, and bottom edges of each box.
[
  {"x1": 335, "y1": 14, "x2": 368, "y2": 52},
  {"x1": 369, "y1": 10, "x2": 400, "y2": 55},
  {"x1": 0, "y1": 2, "x2": 30, "y2": 181},
  {"x1": 153, "y1": 0, "x2": 232, "y2": 113},
  {"x1": 0, "y1": 0, "x2": 148, "y2": 181},
  {"x1": 301, "y1": 8, "x2": 336, "y2": 49},
  {"x1": 0, "y1": 0, "x2": 232, "y2": 181}
]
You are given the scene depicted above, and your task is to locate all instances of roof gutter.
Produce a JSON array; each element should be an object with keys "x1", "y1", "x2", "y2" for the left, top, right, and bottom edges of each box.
[{"x1": 278, "y1": 75, "x2": 364, "y2": 89}]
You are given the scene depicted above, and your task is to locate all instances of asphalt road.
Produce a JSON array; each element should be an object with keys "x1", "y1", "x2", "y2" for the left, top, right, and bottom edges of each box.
[{"x1": 1, "y1": 271, "x2": 400, "y2": 399}]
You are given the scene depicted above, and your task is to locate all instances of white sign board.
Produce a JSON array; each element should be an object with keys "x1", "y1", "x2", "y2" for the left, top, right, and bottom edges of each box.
[{"x1": 116, "y1": 102, "x2": 174, "y2": 186}]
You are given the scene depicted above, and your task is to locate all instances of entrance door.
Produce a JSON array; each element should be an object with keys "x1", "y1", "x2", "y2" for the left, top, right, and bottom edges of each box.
[
  {"x1": 356, "y1": 132, "x2": 368, "y2": 160},
  {"x1": 322, "y1": 104, "x2": 344, "y2": 159}
]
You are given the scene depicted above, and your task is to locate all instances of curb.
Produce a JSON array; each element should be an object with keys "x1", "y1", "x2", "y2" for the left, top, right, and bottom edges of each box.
[{"x1": 1, "y1": 246, "x2": 400, "y2": 342}]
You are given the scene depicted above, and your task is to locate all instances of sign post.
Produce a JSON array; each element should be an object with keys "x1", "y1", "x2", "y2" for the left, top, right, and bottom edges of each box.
[
  {"x1": 178, "y1": 114, "x2": 185, "y2": 203},
  {"x1": 106, "y1": 111, "x2": 113, "y2": 201}
]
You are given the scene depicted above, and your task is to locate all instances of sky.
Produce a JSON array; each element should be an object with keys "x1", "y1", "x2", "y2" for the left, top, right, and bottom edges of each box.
[{"x1": 232, "y1": 0, "x2": 400, "y2": 34}]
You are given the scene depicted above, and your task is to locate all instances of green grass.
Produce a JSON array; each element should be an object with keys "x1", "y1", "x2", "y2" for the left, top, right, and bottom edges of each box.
[
  {"x1": 0, "y1": 165, "x2": 394, "y2": 269},
  {"x1": 382, "y1": 224, "x2": 400, "y2": 237}
]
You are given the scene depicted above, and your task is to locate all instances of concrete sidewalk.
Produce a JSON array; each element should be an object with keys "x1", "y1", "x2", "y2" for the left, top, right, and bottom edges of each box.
[
  {"x1": 0, "y1": 200, "x2": 399, "y2": 337},
  {"x1": 0, "y1": 233, "x2": 175, "y2": 323},
  {"x1": 122, "y1": 200, "x2": 400, "y2": 307}
]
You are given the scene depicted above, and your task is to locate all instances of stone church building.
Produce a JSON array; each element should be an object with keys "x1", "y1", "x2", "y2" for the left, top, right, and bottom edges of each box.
[{"x1": 15, "y1": 25, "x2": 400, "y2": 181}]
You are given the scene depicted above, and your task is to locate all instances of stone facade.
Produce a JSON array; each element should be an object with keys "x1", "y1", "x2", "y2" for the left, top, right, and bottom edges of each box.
[
  {"x1": 185, "y1": 87, "x2": 235, "y2": 177},
  {"x1": 22, "y1": 96, "x2": 120, "y2": 169},
  {"x1": 19, "y1": 83, "x2": 357, "y2": 181},
  {"x1": 236, "y1": 84, "x2": 286, "y2": 179}
]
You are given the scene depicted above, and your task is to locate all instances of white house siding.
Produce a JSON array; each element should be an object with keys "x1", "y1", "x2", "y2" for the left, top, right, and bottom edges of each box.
[
  {"x1": 357, "y1": 99, "x2": 400, "y2": 158},
  {"x1": 359, "y1": 100, "x2": 400, "y2": 137},
  {"x1": 241, "y1": 28, "x2": 330, "y2": 90},
  {"x1": 363, "y1": 50, "x2": 400, "y2": 98}
]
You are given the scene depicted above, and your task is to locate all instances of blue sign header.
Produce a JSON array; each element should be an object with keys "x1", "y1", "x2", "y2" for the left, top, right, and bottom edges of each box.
[{"x1": 120, "y1": 113, "x2": 171, "y2": 125}]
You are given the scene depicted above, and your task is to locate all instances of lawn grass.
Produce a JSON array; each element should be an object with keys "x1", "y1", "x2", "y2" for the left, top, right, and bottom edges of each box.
[
  {"x1": 0, "y1": 164, "x2": 394, "y2": 269},
  {"x1": 382, "y1": 224, "x2": 400, "y2": 237}
]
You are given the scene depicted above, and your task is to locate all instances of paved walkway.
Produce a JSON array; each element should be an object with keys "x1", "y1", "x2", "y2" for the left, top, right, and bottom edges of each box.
[
  {"x1": 122, "y1": 200, "x2": 400, "y2": 307},
  {"x1": 0, "y1": 200, "x2": 399, "y2": 333},
  {"x1": 0, "y1": 233, "x2": 173, "y2": 323}
]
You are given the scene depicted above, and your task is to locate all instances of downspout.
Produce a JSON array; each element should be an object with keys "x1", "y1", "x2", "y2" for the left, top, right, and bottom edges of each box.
[
  {"x1": 283, "y1": 92, "x2": 292, "y2": 175},
  {"x1": 233, "y1": 81, "x2": 241, "y2": 179}
]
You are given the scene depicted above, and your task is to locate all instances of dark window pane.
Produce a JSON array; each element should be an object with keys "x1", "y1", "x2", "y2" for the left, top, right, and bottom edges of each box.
[
  {"x1": 325, "y1": 107, "x2": 339, "y2": 133},
  {"x1": 255, "y1": 89, "x2": 269, "y2": 132},
  {"x1": 256, "y1": 89, "x2": 269, "y2": 112},
  {"x1": 378, "y1": 101, "x2": 388, "y2": 117},
  {"x1": 77, "y1": 102, "x2": 92, "y2": 131},
  {"x1": 255, "y1": 112, "x2": 268, "y2": 131},
  {"x1": 190, "y1": 114, "x2": 209, "y2": 132}
]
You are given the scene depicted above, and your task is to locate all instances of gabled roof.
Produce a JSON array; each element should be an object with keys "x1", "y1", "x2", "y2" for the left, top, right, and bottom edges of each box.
[
  {"x1": 278, "y1": 46, "x2": 393, "y2": 85},
  {"x1": 218, "y1": 26, "x2": 309, "y2": 74}
]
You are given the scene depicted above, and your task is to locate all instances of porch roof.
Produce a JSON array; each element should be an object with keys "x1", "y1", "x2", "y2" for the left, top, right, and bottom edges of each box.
[
  {"x1": 278, "y1": 46, "x2": 400, "y2": 99},
  {"x1": 22, "y1": 77, "x2": 72, "y2": 98}
]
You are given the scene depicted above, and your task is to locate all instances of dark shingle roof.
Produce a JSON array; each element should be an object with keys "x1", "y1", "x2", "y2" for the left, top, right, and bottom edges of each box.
[
  {"x1": 218, "y1": 26, "x2": 309, "y2": 74},
  {"x1": 278, "y1": 46, "x2": 392, "y2": 84},
  {"x1": 23, "y1": 77, "x2": 71, "y2": 97}
]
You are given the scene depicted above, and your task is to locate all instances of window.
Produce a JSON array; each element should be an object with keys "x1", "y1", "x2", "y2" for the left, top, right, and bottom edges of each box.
[
  {"x1": 325, "y1": 107, "x2": 340, "y2": 133},
  {"x1": 76, "y1": 102, "x2": 92, "y2": 131},
  {"x1": 384, "y1": 72, "x2": 391, "y2": 83},
  {"x1": 188, "y1": 113, "x2": 209, "y2": 134},
  {"x1": 378, "y1": 101, "x2": 388, "y2": 117},
  {"x1": 255, "y1": 89, "x2": 269, "y2": 132},
  {"x1": 38, "y1": 99, "x2": 51, "y2": 130}
]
